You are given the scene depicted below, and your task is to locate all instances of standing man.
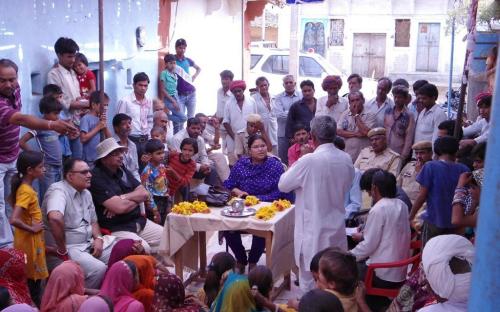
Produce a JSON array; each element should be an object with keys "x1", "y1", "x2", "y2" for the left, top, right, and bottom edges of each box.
[
  {"x1": 112, "y1": 113, "x2": 140, "y2": 182},
  {"x1": 272, "y1": 75, "x2": 302, "y2": 165},
  {"x1": 285, "y1": 80, "x2": 316, "y2": 142},
  {"x1": 47, "y1": 37, "x2": 90, "y2": 158},
  {"x1": 413, "y1": 83, "x2": 447, "y2": 145},
  {"x1": 365, "y1": 77, "x2": 394, "y2": 128},
  {"x1": 345, "y1": 73, "x2": 363, "y2": 95},
  {"x1": 337, "y1": 91, "x2": 376, "y2": 162},
  {"x1": 223, "y1": 80, "x2": 258, "y2": 165},
  {"x1": 175, "y1": 38, "x2": 201, "y2": 119},
  {"x1": 279, "y1": 115, "x2": 354, "y2": 293},
  {"x1": 216, "y1": 70, "x2": 234, "y2": 158},
  {"x1": 116, "y1": 72, "x2": 154, "y2": 163},
  {"x1": 316, "y1": 75, "x2": 348, "y2": 123},
  {"x1": 0, "y1": 59, "x2": 75, "y2": 248},
  {"x1": 253, "y1": 77, "x2": 278, "y2": 155},
  {"x1": 384, "y1": 86, "x2": 415, "y2": 160}
]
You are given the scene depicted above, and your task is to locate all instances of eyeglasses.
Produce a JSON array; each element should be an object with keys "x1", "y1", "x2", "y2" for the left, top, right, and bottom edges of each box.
[
  {"x1": 70, "y1": 169, "x2": 92, "y2": 175},
  {"x1": 110, "y1": 150, "x2": 124, "y2": 157}
]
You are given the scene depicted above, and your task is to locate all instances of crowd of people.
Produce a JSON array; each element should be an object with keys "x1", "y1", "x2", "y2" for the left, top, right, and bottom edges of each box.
[{"x1": 0, "y1": 35, "x2": 492, "y2": 312}]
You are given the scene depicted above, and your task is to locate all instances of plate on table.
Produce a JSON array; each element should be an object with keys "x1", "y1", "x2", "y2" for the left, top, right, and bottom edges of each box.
[{"x1": 221, "y1": 208, "x2": 256, "y2": 218}]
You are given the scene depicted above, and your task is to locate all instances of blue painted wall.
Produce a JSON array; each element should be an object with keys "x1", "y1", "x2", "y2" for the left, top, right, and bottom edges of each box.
[{"x1": 0, "y1": 0, "x2": 160, "y2": 119}]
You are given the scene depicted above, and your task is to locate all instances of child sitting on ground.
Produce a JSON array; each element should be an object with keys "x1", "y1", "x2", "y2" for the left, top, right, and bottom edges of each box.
[
  {"x1": 80, "y1": 91, "x2": 111, "y2": 168},
  {"x1": 73, "y1": 52, "x2": 96, "y2": 98},
  {"x1": 141, "y1": 139, "x2": 171, "y2": 224},
  {"x1": 249, "y1": 265, "x2": 293, "y2": 312}
]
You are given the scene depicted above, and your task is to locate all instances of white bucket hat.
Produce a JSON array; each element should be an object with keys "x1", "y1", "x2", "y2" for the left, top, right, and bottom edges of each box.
[{"x1": 95, "y1": 138, "x2": 128, "y2": 160}]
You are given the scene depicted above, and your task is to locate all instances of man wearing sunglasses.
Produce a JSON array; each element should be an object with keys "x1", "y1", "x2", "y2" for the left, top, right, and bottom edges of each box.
[{"x1": 43, "y1": 158, "x2": 116, "y2": 289}]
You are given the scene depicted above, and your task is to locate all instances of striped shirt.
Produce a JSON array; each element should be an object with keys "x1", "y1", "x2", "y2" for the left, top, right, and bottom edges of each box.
[
  {"x1": 167, "y1": 151, "x2": 196, "y2": 196},
  {"x1": 0, "y1": 87, "x2": 21, "y2": 163}
]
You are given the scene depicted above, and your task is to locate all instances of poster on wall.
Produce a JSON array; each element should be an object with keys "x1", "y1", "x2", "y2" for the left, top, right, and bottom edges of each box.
[{"x1": 301, "y1": 18, "x2": 328, "y2": 56}]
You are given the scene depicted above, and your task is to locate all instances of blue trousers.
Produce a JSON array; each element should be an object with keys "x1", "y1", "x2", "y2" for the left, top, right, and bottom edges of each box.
[
  {"x1": 164, "y1": 95, "x2": 187, "y2": 134},
  {"x1": 178, "y1": 92, "x2": 196, "y2": 119}
]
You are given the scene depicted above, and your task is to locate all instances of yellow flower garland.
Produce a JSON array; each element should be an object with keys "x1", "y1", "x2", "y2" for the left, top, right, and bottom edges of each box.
[
  {"x1": 171, "y1": 201, "x2": 210, "y2": 215},
  {"x1": 255, "y1": 199, "x2": 292, "y2": 221}
]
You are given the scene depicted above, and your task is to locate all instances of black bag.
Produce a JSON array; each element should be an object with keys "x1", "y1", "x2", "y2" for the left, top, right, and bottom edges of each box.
[{"x1": 203, "y1": 186, "x2": 231, "y2": 207}]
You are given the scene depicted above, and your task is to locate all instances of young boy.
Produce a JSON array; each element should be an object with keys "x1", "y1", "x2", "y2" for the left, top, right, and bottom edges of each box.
[
  {"x1": 175, "y1": 38, "x2": 201, "y2": 119},
  {"x1": 160, "y1": 53, "x2": 186, "y2": 133},
  {"x1": 42, "y1": 84, "x2": 73, "y2": 161},
  {"x1": 410, "y1": 136, "x2": 470, "y2": 245},
  {"x1": 19, "y1": 96, "x2": 64, "y2": 200},
  {"x1": 141, "y1": 139, "x2": 171, "y2": 224},
  {"x1": 73, "y1": 52, "x2": 96, "y2": 98},
  {"x1": 80, "y1": 91, "x2": 111, "y2": 167},
  {"x1": 287, "y1": 123, "x2": 314, "y2": 166}
]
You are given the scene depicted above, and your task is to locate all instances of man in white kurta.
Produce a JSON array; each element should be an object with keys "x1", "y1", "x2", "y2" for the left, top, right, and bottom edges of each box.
[{"x1": 279, "y1": 115, "x2": 354, "y2": 293}]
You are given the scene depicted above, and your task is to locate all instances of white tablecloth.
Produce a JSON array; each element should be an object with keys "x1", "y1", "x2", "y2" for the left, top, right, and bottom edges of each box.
[{"x1": 159, "y1": 202, "x2": 295, "y2": 279}]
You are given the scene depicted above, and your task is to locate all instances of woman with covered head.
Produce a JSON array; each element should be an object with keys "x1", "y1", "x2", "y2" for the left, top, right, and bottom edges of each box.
[
  {"x1": 418, "y1": 235, "x2": 474, "y2": 312},
  {"x1": 124, "y1": 255, "x2": 158, "y2": 312},
  {"x1": 152, "y1": 272, "x2": 202, "y2": 312},
  {"x1": 0, "y1": 248, "x2": 32, "y2": 306},
  {"x1": 40, "y1": 261, "x2": 87, "y2": 312},
  {"x1": 99, "y1": 260, "x2": 145, "y2": 312}
]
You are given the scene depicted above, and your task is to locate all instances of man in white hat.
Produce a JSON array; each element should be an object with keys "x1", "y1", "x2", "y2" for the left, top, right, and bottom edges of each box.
[
  {"x1": 234, "y1": 113, "x2": 272, "y2": 159},
  {"x1": 89, "y1": 138, "x2": 163, "y2": 253},
  {"x1": 43, "y1": 158, "x2": 116, "y2": 288}
]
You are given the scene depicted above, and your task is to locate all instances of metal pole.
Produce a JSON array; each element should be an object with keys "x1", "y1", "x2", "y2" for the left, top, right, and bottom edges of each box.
[
  {"x1": 98, "y1": 0, "x2": 104, "y2": 99},
  {"x1": 447, "y1": 16, "x2": 455, "y2": 119},
  {"x1": 289, "y1": 4, "x2": 299, "y2": 81},
  {"x1": 468, "y1": 35, "x2": 500, "y2": 311}
]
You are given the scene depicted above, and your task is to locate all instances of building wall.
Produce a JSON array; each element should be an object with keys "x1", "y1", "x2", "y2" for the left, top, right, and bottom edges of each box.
[
  {"x1": 277, "y1": 0, "x2": 467, "y2": 85},
  {"x1": 0, "y1": 0, "x2": 161, "y2": 119}
]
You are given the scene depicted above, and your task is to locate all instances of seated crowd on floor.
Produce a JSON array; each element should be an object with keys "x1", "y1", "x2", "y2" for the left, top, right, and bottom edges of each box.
[{"x1": 0, "y1": 36, "x2": 491, "y2": 312}]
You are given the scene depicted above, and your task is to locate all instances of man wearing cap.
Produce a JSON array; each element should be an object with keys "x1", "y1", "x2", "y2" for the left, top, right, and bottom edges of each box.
[
  {"x1": 365, "y1": 77, "x2": 394, "y2": 128},
  {"x1": 397, "y1": 141, "x2": 433, "y2": 204},
  {"x1": 354, "y1": 127, "x2": 402, "y2": 176},
  {"x1": 316, "y1": 75, "x2": 348, "y2": 123},
  {"x1": 337, "y1": 91, "x2": 376, "y2": 162},
  {"x1": 223, "y1": 80, "x2": 258, "y2": 165},
  {"x1": 460, "y1": 93, "x2": 492, "y2": 149},
  {"x1": 89, "y1": 138, "x2": 163, "y2": 253},
  {"x1": 43, "y1": 158, "x2": 116, "y2": 288},
  {"x1": 272, "y1": 75, "x2": 302, "y2": 165},
  {"x1": 234, "y1": 114, "x2": 272, "y2": 159}
]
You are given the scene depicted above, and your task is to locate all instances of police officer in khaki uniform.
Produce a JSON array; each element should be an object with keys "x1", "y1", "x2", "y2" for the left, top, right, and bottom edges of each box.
[
  {"x1": 397, "y1": 141, "x2": 433, "y2": 203},
  {"x1": 354, "y1": 127, "x2": 402, "y2": 176}
]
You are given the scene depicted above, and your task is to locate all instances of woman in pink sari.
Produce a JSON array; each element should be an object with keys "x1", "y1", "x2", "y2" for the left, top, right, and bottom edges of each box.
[
  {"x1": 40, "y1": 261, "x2": 87, "y2": 312},
  {"x1": 100, "y1": 260, "x2": 144, "y2": 312}
]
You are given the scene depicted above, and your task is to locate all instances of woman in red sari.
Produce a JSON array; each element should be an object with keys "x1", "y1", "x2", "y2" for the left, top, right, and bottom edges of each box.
[{"x1": 0, "y1": 248, "x2": 32, "y2": 305}]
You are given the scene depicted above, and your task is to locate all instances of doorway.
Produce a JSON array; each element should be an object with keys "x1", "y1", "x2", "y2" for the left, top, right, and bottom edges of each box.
[
  {"x1": 352, "y1": 33, "x2": 387, "y2": 78},
  {"x1": 416, "y1": 23, "x2": 440, "y2": 72}
]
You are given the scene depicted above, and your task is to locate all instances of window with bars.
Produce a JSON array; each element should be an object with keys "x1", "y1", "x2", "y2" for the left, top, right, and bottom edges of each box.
[
  {"x1": 329, "y1": 19, "x2": 344, "y2": 46},
  {"x1": 395, "y1": 19, "x2": 411, "y2": 47}
]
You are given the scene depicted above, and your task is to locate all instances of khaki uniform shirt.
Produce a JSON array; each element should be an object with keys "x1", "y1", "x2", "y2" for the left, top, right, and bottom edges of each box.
[
  {"x1": 397, "y1": 161, "x2": 420, "y2": 204},
  {"x1": 354, "y1": 147, "x2": 402, "y2": 176},
  {"x1": 337, "y1": 109, "x2": 376, "y2": 162}
]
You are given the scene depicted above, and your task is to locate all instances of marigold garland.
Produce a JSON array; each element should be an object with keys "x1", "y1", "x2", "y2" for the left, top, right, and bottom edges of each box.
[
  {"x1": 244, "y1": 195, "x2": 260, "y2": 206},
  {"x1": 171, "y1": 201, "x2": 210, "y2": 215},
  {"x1": 255, "y1": 199, "x2": 292, "y2": 221}
]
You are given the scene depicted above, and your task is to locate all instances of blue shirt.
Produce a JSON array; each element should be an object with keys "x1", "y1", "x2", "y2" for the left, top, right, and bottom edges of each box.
[
  {"x1": 416, "y1": 160, "x2": 470, "y2": 228},
  {"x1": 30, "y1": 129, "x2": 62, "y2": 166},
  {"x1": 224, "y1": 156, "x2": 292, "y2": 202},
  {"x1": 80, "y1": 114, "x2": 100, "y2": 163}
]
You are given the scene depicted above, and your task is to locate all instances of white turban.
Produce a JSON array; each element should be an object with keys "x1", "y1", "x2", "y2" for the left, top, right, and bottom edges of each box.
[{"x1": 422, "y1": 235, "x2": 474, "y2": 303}]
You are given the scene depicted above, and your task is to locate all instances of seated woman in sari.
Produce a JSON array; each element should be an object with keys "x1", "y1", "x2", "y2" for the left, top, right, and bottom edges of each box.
[
  {"x1": 152, "y1": 272, "x2": 202, "y2": 312},
  {"x1": 100, "y1": 260, "x2": 144, "y2": 312},
  {"x1": 124, "y1": 255, "x2": 157, "y2": 312},
  {"x1": 40, "y1": 261, "x2": 87, "y2": 312},
  {"x1": 210, "y1": 271, "x2": 256, "y2": 312},
  {"x1": 223, "y1": 134, "x2": 292, "y2": 272},
  {"x1": 0, "y1": 248, "x2": 32, "y2": 306},
  {"x1": 107, "y1": 239, "x2": 145, "y2": 272},
  {"x1": 77, "y1": 296, "x2": 113, "y2": 312}
]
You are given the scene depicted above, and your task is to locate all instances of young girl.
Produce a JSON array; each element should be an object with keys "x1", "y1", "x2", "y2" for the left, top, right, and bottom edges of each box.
[
  {"x1": 8, "y1": 151, "x2": 49, "y2": 307},
  {"x1": 74, "y1": 52, "x2": 96, "y2": 98},
  {"x1": 166, "y1": 138, "x2": 197, "y2": 200}
]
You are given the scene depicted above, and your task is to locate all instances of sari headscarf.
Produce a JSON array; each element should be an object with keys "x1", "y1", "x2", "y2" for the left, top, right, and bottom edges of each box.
[
  {"x1": 0, "y1": 248, "x2": 32, "y2": 305},
  {"x1": 210, "y1": 272, "x2": 256, "y2": 312},
  {"x1": 107, "y1": 239, "x2": 136, "y2": 270},
  {"x1": 100, "y1": 261, "x2": 144, "y2": 312},
  {"x1": 77, "y1": 296, "x2": 112, "y2": 312},
  {"x1": 152, "y1": 272, "x2": 201, "y2": 312},
  {"x1": 2, "y1": 304, "x2": 37, "y2": 312},
  {"x1": 40, "y1": 261, "x2": 87, "y2": 312},
  {"x1": 124, "y1": 255, "x2": 157, "y2": 312}
]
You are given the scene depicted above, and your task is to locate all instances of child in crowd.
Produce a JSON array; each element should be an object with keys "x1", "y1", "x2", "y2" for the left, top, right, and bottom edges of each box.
[
  {"x1": 288, "y1": 123, "x2": 314, "y2": 166},
  {"x1": 80, "y1": 91, "x2": 111, "y2": 168},
  {"x1": 8, "y1": 151, "x2": 49, "y2": 307},
  {"x1": 298, "y1": 289, "x2": 344, "y2": 312},
  {"x1": 201, "y1": 252, "x2": 236, "y2": 308},
  {"x1": 410, "y1": 136, "x2": 470, "y2": 245},
  {"x1": 166, "y1": 138, "x2": 197, "y2": 200},
  {"x1": 19, "y1": 96, "x2": 64, "y2": 200},
  {"x1": 151, "y1": 126, "x2": 168, "y2": 150},
  {"x1": 153, "y1": 98, "x2": 166, "y2": 112},
  {"x1": 248, "y1": 265, "x2": 291, "y2": 312},
  {"x1": 160, "y1": 53, "x2": 186, "y2": 133},
  {"x1": 42, "y1": 84, "x2": 72, "y2": 161},
  {"x1": 73, "y1": 52, "x2": 96, "y2": 98},
  {"x1": 141, "y1": 139, "x2": 171, "y2": 224}
]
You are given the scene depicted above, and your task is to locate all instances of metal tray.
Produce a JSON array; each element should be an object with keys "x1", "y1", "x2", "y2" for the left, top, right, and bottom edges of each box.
[{"x1": 221, "y1": 207, "x2": 256, "y2": 218}]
